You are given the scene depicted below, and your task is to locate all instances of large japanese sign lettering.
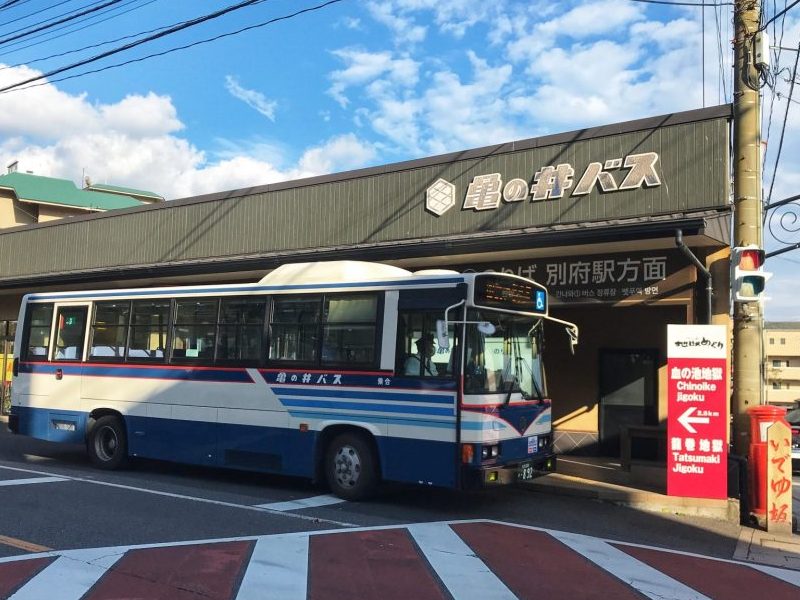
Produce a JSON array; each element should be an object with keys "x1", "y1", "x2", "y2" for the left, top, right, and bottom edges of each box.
[
  {"x1": 452, "y1": 251, "x2": 683, "y2": 304},
  {"x1": 667, "y1": 324, "x2": 728, "y2": 499},
  {"x1": 766, "y1": 421, "x2": 793, "y2": 534},
  {"x1": 425, "y1": 152, "x2": 661, "y2": 216}
]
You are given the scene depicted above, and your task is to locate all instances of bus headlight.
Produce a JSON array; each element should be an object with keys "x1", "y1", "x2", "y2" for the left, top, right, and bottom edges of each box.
[{"x1": 481, "y1": 444, "x2": 499, "y2": 460}]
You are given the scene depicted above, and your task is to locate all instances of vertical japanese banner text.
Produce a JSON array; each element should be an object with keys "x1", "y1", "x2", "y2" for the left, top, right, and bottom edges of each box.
[{"x1": 667, "y1": 325, "x2": 728, "y2": 499}]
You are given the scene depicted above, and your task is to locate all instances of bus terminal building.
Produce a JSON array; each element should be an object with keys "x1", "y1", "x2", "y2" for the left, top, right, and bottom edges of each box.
[{"x1": 0, "y1": 105, "x2": 732, "y2": 463}]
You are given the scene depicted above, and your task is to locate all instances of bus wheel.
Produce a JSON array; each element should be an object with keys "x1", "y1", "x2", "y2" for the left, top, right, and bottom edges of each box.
[
  {"x1": 325, "y1": 432, "x2": 378, "y2": 501},
  {"x1": 88, "y1": 415, "x2": 128, "y2": 470}
]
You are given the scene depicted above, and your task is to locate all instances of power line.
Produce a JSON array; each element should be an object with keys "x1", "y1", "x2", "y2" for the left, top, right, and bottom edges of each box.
[
  {"x1": 765, "y1": 41, "x2": 800, "y2": 212},
  {"x1": 623, "y1": 0, "x2": 732, "y2": 6},
  {"x1": 0, "y1": 0, "x2": 124, "y2": 48},
  {"x1": 762, "y1": 0, "x2": 800, "y2": 28},
  {"x1": 0, "y1": 0, "x2": 155, "y2": 57},
  {"x1": 0, "y1": 0, "x2": 32, "y2": 12},
  {"x1": 3, "y1": 0, "x2": 345, "y2": 94},
  {"x1": 0, "y1": 0, "x2": 268, "y2": 93},
  {"x1": 0, "y1": 0, "x2": 77, "y2": 30},
  {"x1": 0, "y1": 1, "x2": 161, "y2": 69}
]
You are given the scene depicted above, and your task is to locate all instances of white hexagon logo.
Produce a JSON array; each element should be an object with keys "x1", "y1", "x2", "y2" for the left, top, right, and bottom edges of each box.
[{"x1": 426, "y1": 178, "x2": 456, "y2": 217}]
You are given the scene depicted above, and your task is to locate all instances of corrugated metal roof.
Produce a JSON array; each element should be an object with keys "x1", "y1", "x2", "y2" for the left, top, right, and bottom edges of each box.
[
  {"x1": 85, "y1": 183, "x2": 163, "y2": 201},
  {"x1": 0, "y1": 172, "x2": 143, "y2": 210}
]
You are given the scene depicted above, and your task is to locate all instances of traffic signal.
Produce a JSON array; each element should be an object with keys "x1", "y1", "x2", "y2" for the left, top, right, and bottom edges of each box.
[{"x1": 731, "y1": 245, "x2": 771, "y2": 302}]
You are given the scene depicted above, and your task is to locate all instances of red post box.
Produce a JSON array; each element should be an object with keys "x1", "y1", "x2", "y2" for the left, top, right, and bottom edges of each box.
[{"x1": 747, "y1": 406, "x2": 788, "y2": 515}]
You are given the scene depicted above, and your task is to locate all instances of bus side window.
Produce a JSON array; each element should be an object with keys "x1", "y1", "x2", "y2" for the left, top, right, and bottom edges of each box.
[
  {"x1": 128, "y1": 300, "x2": 170, "y2": 362},
  {"x1": 53, "y1": 306, "x2": 88, "y2": 362},
  {"x1": 396, "y1": 310, "x2": 453, "y2": 377},
  {"x1": 24, "y1": 303, "x2": 54, "y2": 360},
  {"x1": 90, "y1": 301, "x2": 131, "y2": 361},
  {"x1": 321, "y1": 294, "x2": 378, "y2": 367}
]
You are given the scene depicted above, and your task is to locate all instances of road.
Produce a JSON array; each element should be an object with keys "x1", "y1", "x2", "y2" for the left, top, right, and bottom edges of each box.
[{"x1": 1, "y1": 426, "x2": 798, "y2": 599}]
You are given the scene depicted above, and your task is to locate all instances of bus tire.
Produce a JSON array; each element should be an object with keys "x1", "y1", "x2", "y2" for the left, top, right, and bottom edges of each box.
[
  {"x1": 88, "y1": 415, "x2": 128, "y2": 470},
  {"x1": 325, "y1": 432, "x2": 378, "y2": 501}
]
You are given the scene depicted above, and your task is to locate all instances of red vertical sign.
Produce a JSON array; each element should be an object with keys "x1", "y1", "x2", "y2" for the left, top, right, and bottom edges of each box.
[{"x1": 667, "y1": 325, "x2": 728, "y2": 499}]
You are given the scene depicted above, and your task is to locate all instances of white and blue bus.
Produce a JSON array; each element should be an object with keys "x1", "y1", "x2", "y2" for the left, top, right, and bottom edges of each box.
[{"x1": 9, "y1": 261, "x2": 578, "y2": 499}]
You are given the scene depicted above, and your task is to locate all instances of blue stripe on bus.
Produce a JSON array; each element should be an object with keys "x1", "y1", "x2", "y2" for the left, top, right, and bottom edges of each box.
[
  {"x1": 272, "y1": 387, "x2": 455, "y2": 404},
  {"x1": 286, "y1": 409, "x2": 455, "y2": 429},
  {"x1": 461, "y1": 420, "x2": 508, "y2": 430},
  {"x1": 279, "y1": 398, "x2": 454, "y2": 416},
  {"x1": 20, "y1": 362, "x2": 253, "y2": 383},
  {"x1": 27, "y1": 276, "x2": 465, "y2": 301}
]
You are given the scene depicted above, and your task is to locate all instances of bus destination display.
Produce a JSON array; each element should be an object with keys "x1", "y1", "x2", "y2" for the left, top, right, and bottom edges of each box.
[{"x1": 474, "y1": 275, "x2": 547, "y2": 314}]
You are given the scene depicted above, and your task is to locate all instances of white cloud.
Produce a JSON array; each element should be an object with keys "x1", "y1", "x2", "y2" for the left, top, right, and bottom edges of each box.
[
  {"x1": 224, "y1": 75, "x2": 278, "y2": 121},
  {"x1": 297, "y1": 133, "x2": 378, "y2": 174},
  {"x1": 328, "y1": 48, "x2": 419, "y2": 108},
  {"x1": 366, "y1": 1, "x2": 427, "y2": 45},
  {"x1": 0, "y1": 65, "x2": 378, "y2": 200}
]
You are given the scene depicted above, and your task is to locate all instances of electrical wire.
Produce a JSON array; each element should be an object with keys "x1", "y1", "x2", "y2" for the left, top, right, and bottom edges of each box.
[
  {"x1": 0, "y1": 0, "x2": 77, "y2": 30},
  {"x1": 0, "y1": 0, "x2": 124, "y2": 48},
  {"x1": 712, "y1": 0, "x2": 728, "y2": 103},
  {"x1": 2, "y1": 0, "x2": 344, "y2": 95},
  {"x1": 762, "y1": 0, "x2": 800, "y2": 29},
  {"x1": 0, "y1": 0, "x2": 269, "y2": 93},
  {"x1": 765, "y1": 41, "x2": 800, "y2": 214},
  {"x1": 0, "y1": 0, "x2": 156, "y2": 57},
  {"x1": 0, "y1": 0, "x2": 31, "y2": 12},
  {"x1": 0, "y1": 1, "x2": 161, "y2": 69},
  {"x1": 622, "y1": 0, "x2": 732, "y2": 6}
]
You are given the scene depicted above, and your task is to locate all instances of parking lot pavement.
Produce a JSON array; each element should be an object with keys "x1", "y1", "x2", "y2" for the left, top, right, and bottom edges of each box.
[{"x1": 1, "y1": 520, "x2": 798, "y2": 600}]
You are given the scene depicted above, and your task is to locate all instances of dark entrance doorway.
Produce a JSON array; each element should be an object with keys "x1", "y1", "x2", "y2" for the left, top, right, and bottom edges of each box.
[{"x1": 598, "y1": 349, "x2": 658, "y2": 457}]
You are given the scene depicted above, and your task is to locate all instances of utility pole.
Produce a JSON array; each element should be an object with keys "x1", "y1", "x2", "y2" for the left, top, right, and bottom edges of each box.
[{"x1": 732, "y1": 0, "x2": 763, "y2": 456}]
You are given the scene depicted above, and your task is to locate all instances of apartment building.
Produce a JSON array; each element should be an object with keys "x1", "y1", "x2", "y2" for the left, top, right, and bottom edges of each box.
[{"x1": 765, "y1": 322, "x2": 800, "y2": 407}]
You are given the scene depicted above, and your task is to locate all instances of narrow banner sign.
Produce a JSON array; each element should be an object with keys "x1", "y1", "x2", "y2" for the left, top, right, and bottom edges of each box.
[{"x1": 667, "y1": 324, "x2": 728, "y2": 499}]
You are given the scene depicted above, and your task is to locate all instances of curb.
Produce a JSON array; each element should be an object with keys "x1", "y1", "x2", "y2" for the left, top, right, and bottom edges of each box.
[{"x1": 519, "y1": 473, "x2": 740, "y2": 523}]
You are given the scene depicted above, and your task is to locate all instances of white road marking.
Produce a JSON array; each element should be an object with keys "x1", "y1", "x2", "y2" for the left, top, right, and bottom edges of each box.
[
  {"x1": 236, "y1": 534, "x2": 309, "y2": 600},
  {"x1": 407, "y1": 522, "x2": 517, "y2": 600},
  {"x1": 0, "y1": 476, "x2": 66, "y2": 487},
  {"x1": 9, "y1": 548, "x2": 123, "y2": 600},
  {"x1": 0, "y1": 463, "x2": 356, "y2": 528},
  {"x1": 254, "y1": 494, "x2": 345, "y2": 511},
  {"x1": 550, "y1": 530, "x2": 712, "y2": 600},
  {"x1": 748, "y1": 562, "x2": 800, "y2": 587}
]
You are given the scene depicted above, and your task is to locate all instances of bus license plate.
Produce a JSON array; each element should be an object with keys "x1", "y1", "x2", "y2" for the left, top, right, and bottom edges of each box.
[{"x1": 517, "y1": 462, "x2": 534, "y2": 481}]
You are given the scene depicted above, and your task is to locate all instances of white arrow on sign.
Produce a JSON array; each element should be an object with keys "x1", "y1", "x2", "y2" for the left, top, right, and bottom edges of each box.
[{"x1": 677, "y1": 406, "x2": 709, "y2": 434}]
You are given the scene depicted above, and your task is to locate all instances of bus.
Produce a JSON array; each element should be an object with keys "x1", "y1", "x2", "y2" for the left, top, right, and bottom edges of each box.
[{"x1": 8, "y1": 261, "x2": 578, "y2": 499}]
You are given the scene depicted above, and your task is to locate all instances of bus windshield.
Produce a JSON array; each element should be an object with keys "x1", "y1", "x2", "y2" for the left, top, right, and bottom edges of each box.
[{"x1": 463, "y1": 310, "x2": 545, "y2": 399}]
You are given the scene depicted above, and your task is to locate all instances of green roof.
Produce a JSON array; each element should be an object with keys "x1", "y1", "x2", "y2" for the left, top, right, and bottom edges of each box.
[
  {"x1": 85, "y1": 183, "x2": 163, "y2": 201},
  {"x1": 0, "y1": 172, "x2": 144, "y2": 211}
]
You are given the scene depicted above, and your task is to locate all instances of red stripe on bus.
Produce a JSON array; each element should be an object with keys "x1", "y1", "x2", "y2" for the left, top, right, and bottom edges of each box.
[
  {"x1": 83, "y1": 540, "x2": 253, "y2": 600},
  {"x1": 615, "y1": 543, "x2": 800, "y2": 599},
  {"x1": 0, "y1": 557, "x2": 54, "y2": 598},
  {"x1": 308, "y1": 529, "x2": 448, "y2": 600},
  {"x1": 451, "y1": 522, "x2": 641, "y2": 600}
]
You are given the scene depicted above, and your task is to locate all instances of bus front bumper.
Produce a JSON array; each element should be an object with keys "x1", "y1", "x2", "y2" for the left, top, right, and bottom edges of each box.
[{"x1": 463, "y1": 453, "x2": 556, "y2": 488}]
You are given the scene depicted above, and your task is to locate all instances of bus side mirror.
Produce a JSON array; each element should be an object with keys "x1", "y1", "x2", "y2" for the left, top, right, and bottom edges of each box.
[{"x1": 435, "y1": 320, "x2": 449, "y2": 350}]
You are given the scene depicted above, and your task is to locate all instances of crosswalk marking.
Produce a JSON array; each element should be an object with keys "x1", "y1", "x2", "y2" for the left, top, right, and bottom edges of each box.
[
  {"x1": 0, "y1": 476, "x2": 66, "y2": 487},
  {"x1": 9, "y1": 549, "x2": 123, "y2": 600},
  {"x1": 407, "y1": 522, "x2": 517, "y2": 600},
  {"x1": 550, "y1": 530, "x2": 712, "y2": 600},
  {"x1": 236, "y1": 534, "x2": 309, "y2": 600},
  {"x1": 253, "y1": 494, "x2": 345, "y2": 512},
  {"x1": 0, "y1": 520, "x2": 796, "y2": 600}
]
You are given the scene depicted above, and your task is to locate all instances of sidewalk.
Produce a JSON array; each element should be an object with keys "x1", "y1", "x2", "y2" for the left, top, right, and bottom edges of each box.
[{"x1": 520, "y1": 455, "x2": 800, "y2": 570}]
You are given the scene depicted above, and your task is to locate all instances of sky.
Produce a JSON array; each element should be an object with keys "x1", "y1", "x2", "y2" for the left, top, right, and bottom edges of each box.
[{"x1": 0, "y1": 0, "x2": 797, "y2": 320}]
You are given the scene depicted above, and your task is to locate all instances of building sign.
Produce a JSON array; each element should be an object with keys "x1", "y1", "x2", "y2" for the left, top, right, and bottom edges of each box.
[
  {"x1": 667, "y1": 324, "x2": 728, "y2": 499},
  {"x1": 426, "y1": 152, "x2": 661, "y2": 216},
  {"x1": 766, "y1": 421, "x2": 793, "y2": 534},
  {"x1": 453, "y1": 251, "x2": 685, "y2": 305}
]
